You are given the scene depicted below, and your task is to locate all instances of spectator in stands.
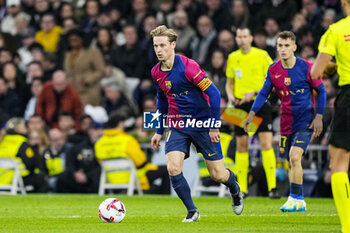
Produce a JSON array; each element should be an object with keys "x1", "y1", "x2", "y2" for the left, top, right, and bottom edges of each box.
[
  {"x1": 56, "y1": 17, "x2": 79, "y2": 69},
  {"x1": 175, "y1": 0, "x2": 201, "y2": 28},
  {"x1": 66, "y1": 114, "x2": 92, "y2": 145},
  {"x1": 101, "y1": 81, "x2": 131, "y2": 115},
  {"x1": 319, "y1": 8, "x2": 336, "y2": 35},
  {"x1": 95, "y1": 111, "x2": 170, "y2": 194},
  {"x1": 57, "y1": 121, "x2": 102, "y2": 193},
  {"x1": 27, "y1": 114, "x2": 47, "y2": 132},
  {"x1": 41, "y1": 52, "x2": 58, "y2": 82},
  {"x1": 36, "y1": 70, "x2": 82, "y2": 129},
  {"x1": 108, "y1": 7, "x2": 123, "y2": 32},
  {"x1": 155, "y1": 0, "x2": 175, "y2": 28},
  {"x1": 0, "y1": 48, "x2": 14, "y2": 65},
  {"x1": 0, "y1": 33, "x2": 18, "y2": 56},
  {"x1": 255, "y1": 0, "x2": 297, "y2": 30},
  {"x1": 100, "y1": 62, "x2": 128, "y2": 98},
  {"x1": 1, "y1": 0, "x2": 22, "y2": 35},
  {"x1": 30, "y1": 0, "x2": 53, "y2": 30},
  {"x1": 26, "y1": 61, "x2": 44, "y2": 84},
  {"x1": 15, "y1": 12, "x2": 31, "y2": 38},
  {"x1": 290, "y1": 13, "x2": 307, "y2": 35},
  {"x1": 296, "y1": 26, "x2": 317, "y2": 49},
  {"x1": 253, "y1": 29, "x2": 276, "y2": 60},
  {"x1": 300, "y1": 44, "x2": 315, "y2": 61},
  {"x1": 0, "y1": 117, "x2": 49, "y2": 192},
  {"x1": 2, "y1": 61, "x2": 28, "y2": 104},
  {"x1": 198, "y1": 0, "x2": 231, "y2": 32},
  {"x1": 35, "y1": 13, "x2": 63, "y2": 52},
  {"x1": 96, "y1": 11, "x2": 113, "y2": 28},
  {"x1": 0, "y1": 77, "x2": 23, "y2": 125},
  {"x1": 17, "y1": 27, "x2": 36, "y2": 72},
  {"x1": 57, "y1": 2, "x2": 75, "y2": 26},
  {"x1": 64, "y1": 29, "x2": 105, "y2": 106},
  {"x1": 301, "y1": 0, "x2": 323, "y2": 31},
  {"x1": 42, "y1": 128, "x2": 71, "y2": 192},
  {"x1": 171, "y1": 9, "x2": 195, "y2": 55},
  {"x1": 28, "y1": 128, "x2": 49, "y2": 155},
  {"x1": 141, "y1": 15, "x2": 158, "y2": 71},
  {"x1": 229, "y1": 0, "x2": 250, "y2": 33},
  {"x1": 189, "y1": 15, "x2": 217, "y2": 68},
  {"x1": 215, "y1": 29, "x2": 236, "y2": 57},
  {"x1": 95, "y1": 27, "x2": 116, "y2": 64},
  {"x1": 81, "y1": 0, "x2": 99, "y2": 43},
  {"x1": 58, "y1": 112, "x2": 76, "y2": 138},
  {"x1": 24, "y1": 77, "x2": 43, "y2": 121},
  {"x1": 264, "y1": 18, "x2": 280, "y2": 48},
  {"x1": 205, "y1": 49, "x2": 227, "y2": 96},
  {"x1": 127, "y1": 0, "x2": 155, "y2": 37},
  {"x1": 111, "y1": 24, "x2": 148, "y2": 80},
  {"x1": 28, "y1": 42, "x2": 45, "y2": 64}
]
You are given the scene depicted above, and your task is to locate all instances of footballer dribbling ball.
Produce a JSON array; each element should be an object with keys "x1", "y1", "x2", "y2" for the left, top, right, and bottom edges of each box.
[{"x1": 98, "y1": 198, "x2": 126, "y2": 223}]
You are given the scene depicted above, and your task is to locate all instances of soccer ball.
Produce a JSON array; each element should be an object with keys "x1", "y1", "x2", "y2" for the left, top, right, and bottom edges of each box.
[{"x1": 98, "y1": 198, "x2": 126, "y2": 223}]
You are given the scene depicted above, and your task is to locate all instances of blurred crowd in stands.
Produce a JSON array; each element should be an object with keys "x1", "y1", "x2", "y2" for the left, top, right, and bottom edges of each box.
[{"x1": 0, "y1": 0, "x2": 344, "y2": 195}]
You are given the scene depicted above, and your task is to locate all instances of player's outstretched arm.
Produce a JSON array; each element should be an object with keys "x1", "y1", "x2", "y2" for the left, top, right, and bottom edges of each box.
[{"x1": 311, "y1": 53, "x2": 333, "y2": 80}]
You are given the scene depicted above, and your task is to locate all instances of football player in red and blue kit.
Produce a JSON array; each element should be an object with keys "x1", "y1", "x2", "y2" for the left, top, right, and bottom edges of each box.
[
  {"x1": 244, "y1": 31, "x2": 326, "y2": 212},
  {"x1": 150, "y1": 25, "x2": 243, "y2": 222}
]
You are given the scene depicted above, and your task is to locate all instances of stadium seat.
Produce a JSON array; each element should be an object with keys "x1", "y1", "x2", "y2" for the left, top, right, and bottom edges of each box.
[
  {"x1": 0, "y1": 158, "x2": 26, "y2": 195},
  {"x1": 98, "y1": 158, "x2": 143, "y2": 196}
]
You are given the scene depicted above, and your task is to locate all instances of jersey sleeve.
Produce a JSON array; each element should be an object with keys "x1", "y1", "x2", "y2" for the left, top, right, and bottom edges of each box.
[
  {"x1": 225, "y1": 55, "x2": 235, "y2": 79},
  {"x1": 251, "y1": 70, "x2": 273, "y2": 113},
  {"x1": 318, "y1": 27, "x2": 337, "y2": 56},
  {"x1": 307, "y1": 63, "x2": 323, "y2": 88},
  {"x1": 184, "y1": 58, "x2": 207, "y2": 85}
]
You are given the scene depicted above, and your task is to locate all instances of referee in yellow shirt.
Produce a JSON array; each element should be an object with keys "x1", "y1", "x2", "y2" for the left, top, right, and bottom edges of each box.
[
  {"x1": 225, "y1": 27, "x2": 278, "y2": 198},
  {"x1": 311, "y1": 1, "x2": 350, "y2": 232}
]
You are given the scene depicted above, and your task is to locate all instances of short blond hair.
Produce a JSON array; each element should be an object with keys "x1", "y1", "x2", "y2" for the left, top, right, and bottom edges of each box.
[{"x1": 150, "y1": 25, "x2": 178, "y2": 43}]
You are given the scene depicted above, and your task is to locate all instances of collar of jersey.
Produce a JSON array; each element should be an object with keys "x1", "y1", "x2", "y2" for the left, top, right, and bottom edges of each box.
[{"x1": 103, "y1": 129, "x2": 124, "y2": 136}]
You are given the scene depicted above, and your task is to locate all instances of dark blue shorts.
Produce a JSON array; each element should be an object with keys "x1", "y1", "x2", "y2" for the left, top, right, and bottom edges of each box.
[
  {"x1": 164, "y1": 128, "x2": 223, "y2": 161},
  {"x1": 279, "y1": 131, "x2": 312, "y2": 160}
]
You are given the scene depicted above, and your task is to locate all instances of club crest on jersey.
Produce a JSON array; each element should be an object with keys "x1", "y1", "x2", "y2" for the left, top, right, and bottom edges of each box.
[
  {"x1": 165, "y1": 81, "x2": 172, "y2": 89},
  {"x1": 284, "y1": 77, "x2": 291, "y2": 86}
]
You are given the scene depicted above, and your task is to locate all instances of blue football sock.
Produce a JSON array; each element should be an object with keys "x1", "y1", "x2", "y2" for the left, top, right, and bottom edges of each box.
[
  {"x1": 170, "y1": 173, "x2": 197, "y2": 211},
  {"x1": 290, "y1": 183, "x2": 304, "y2": 200},
  {"x1": 224, "y1": 168, "x2": 240, "y2": 195}
]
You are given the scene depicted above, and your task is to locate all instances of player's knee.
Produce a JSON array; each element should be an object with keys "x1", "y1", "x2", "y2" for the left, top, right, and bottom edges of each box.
[
  {"x1": 289, "y1": 154, "x2": 301, "y2": 167},
  {"x1": 209, "y1": 170, "x2": 227, "y2": 183},
  {"x1": 167, "y1": 164, "x2": 182, "y2": 176}
]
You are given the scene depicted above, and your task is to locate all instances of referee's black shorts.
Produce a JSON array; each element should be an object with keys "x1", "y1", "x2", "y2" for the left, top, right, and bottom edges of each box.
[
  {"x1": 329, "y1": 85, "x2": 350, "y2": 151},
  {"x1": 234, "y1": 101, "x2": 273, "y2": 137}
]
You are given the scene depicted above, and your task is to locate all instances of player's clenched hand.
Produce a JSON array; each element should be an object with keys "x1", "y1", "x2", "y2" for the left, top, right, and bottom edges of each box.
[
  {"x1": 209, "y1": 129, "x2": 220, "y2": 143},
  {"x1": 243, "y1": 111, "x2": 255, "y2": 133},
  {"x1": 239, "y1": 92, "x2": 256, "y2": 105},
  {"x1": 151, "y1": 133, "x2": 162, "y2": 150},
  {"x1": 309, "y1": 114, "x2": 323, "y2": 137}
]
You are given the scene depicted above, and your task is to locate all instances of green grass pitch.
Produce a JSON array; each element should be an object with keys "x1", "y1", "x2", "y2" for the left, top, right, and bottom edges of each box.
[{"x1": 0, "y1": 195, "x2": 340, "y2": 233}]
